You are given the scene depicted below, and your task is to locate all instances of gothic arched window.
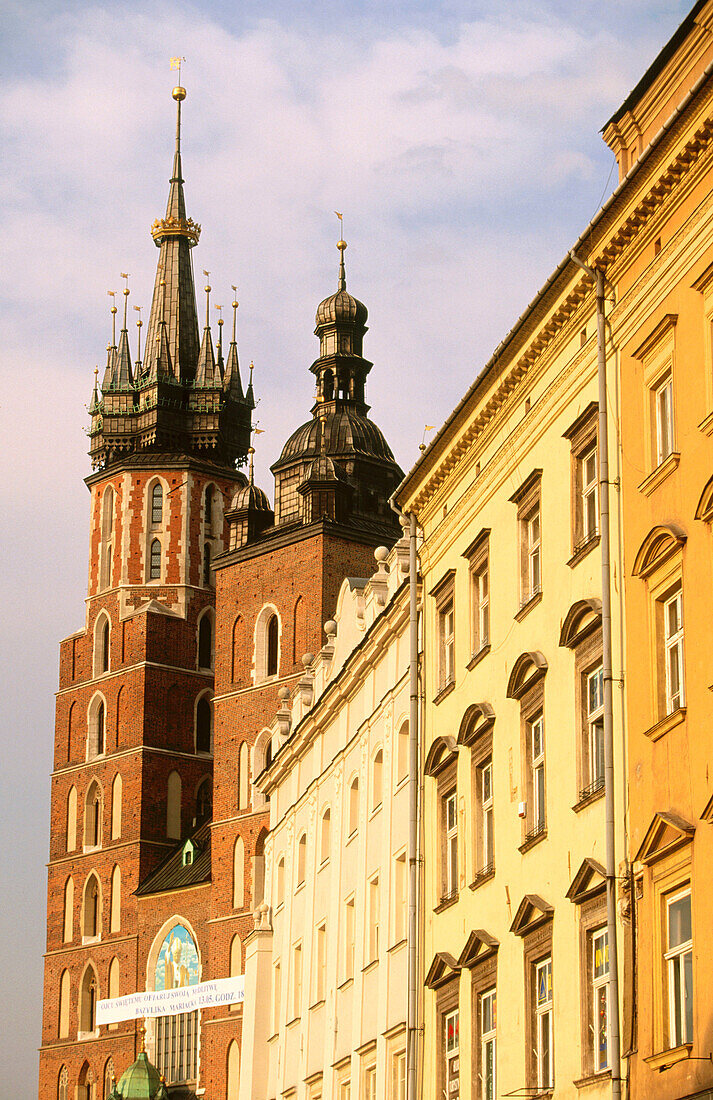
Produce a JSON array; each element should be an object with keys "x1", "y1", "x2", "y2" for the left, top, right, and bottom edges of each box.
[
  {"x1": 151, "y1": 483, "x2": 163, "y2": 526},
  {"x1": 167, "y1": 771, "x2": 182, "y2": 838},
  {"x1": 196, "y1": 696, "x2": 212, "y2": 754},
  {"x1": 196, "y1": 777, "x2": 212, "y2": 822},
  {"x1": 198, "y1": 613, "x2": 213, "y2": 670},
  {"x1": 79, "y1": 967, "x2": 98, "y2": 1034},
  {"x1": 150, "y1": 538, "x2": 162, "y2": 580},
  {"x1": 267, "y1": 614, "x2": 279, "y2": 677}
]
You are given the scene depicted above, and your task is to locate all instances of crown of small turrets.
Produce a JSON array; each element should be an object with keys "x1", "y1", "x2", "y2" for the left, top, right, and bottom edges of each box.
[{"x1": 150, "y1": 215, "x2": 201, "y2": 246}]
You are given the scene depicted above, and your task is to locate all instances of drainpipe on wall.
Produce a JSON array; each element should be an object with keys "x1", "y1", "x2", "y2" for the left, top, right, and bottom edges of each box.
[
  {"x1": 390, "y1": 499, "x2": 421, "y2": 1100},
  {"x1": 570, "y1": 253, "x2": 622, "y2": 1100}
]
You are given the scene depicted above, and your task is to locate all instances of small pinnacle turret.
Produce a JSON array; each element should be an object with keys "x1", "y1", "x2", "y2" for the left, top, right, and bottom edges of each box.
[{"x1": 87, "y1": 86, "x2": 253, "y2": 472}]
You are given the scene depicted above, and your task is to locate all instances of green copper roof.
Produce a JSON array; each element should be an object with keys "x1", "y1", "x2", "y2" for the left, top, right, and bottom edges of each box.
[{"x1": 110, "y1": 1052, "x2": 168, "y2": 1100}]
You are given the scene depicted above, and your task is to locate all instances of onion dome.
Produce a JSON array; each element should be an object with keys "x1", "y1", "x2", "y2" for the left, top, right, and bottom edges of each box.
[
  {"x1": 315, "y1": 240, "x2": 368, "y2": 326},
  {"x1": 108, "y1": 1052, "x2": 168, "y2": 1100},
  {"x1": 231, "y1": 481, "x2": 272, "y2": 512},
  {"x1": 278, "y1": 407, "x2": 396, "y2": 466}
]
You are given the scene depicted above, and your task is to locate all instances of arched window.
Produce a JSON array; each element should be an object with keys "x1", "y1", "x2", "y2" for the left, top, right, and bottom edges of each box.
[
  {"x1": 66, "y1": 786, "x2": 78, "y2": 852},
  {"x1": 116, "y1": 685, "x2": 125, "y2": 750},
  {"x1": 397, "y1": 721, "x2": 409, "y2": 784},
  {"x1": 276, "y1": 857, "x2": 285, "y2": 907},
  {"x1": 267, "y1": 614, "x2": 279, "y2": 676},
  {"x1": 348, "y1": 776, "x2": 360, "y2": 835},
  {"x1": 58, "y1": 1065, "x2": 69, "y2": 1100},
  {"x1": 77, "y1": 1062, "x2": 95, "y2": 1100},
  {"x1": 231, "y1": 615, "x2": 243, "y2": 682},
  {"x1": 84, "y1": 780, "x2": 102, "y2": 849},
  {"x1": 372, "y1": 748, "x2": 383, "y2": 811},
  {"x1": 196, "y1": 777, "x2": 212, "y2": 822},
  {"x1": 238, "y1": 742, "x2": 249, "y2": 809},
  {"x1": 229, "y1": 935, "x2": 242, "y2": 1013},
  {"x1": 292, "y1": 595, "x2": 306, "y2": 663},
  {"x1": 196, "y1": 695, "x2": 212, "y2": 754},
  {"x1": 79, "y1": 966, "x2": 98, "y2": 1034},
  {"x1": 151, "y1": 923, "x2": 200, "y2": 1083},
  {"x1": 253, "y1": 829, "x2": 267, "y2": 908},
  {"x1": 233, "y1": 836, "x2": 245, "y2": 909},
  {"x1": 150, "y1": 538, "x2": 161, "y2": 580},
  {"x1": 320, "y1": 808, "x2": 331, "y2": 864},
  {"x1": 103, "y1": 1058, "x2": 115, "y2": 1099},
  {"x1": 167, "y1": 771, "x2": 182, "y2": 838},
  {"x1": 204, "y1": 485, "x2": 214, "y2": 528},
  {"x1": 110, "y1": 866, "x2": 121, "y2": 932},
  {"x1": 94, "y1": 613, "x2": 110, "y2": 676},
  {"x1": 198, "y1": 612, "x2": 213, "y2": 669},
  {"x1": 203, "y1": 542, "x2": 212, "y2": 587},
  {"x1": 58, "y1": 972, "x2": 70, "y2": 1038},
  {"x1": 227, "y1": 1039, "x2": 240, "y2": 1100},
  {"x1": 63, "y1": 877, "x2": 74, "y2": 943},
  {"x1": 87, "y1": 695, "x2": 106, "y2": 760},
  {"x1": 82, "y1": 874, "x2": 101, "y2": 940},
  {"x1": 68, "y1": 702, "x2": 76, "y2": 764},
  {"x1": 111, "y1": 774, "x2": 122, "y2": 840},
  {"x1": 151, "y1": 482, "x2": 163, "y2": 526},
  {"x1": 100, "y1": 486, "x2": 114, "y2": 590},
  {"x1": 297, "y1": 833, "x2": 307, "y2": 886},
  {"x1": 323, "y1": 369, "x2": 334, "y2": 400},
  {"x1": 107, "y1": 958, "x2": 119, "y2": 1032}
]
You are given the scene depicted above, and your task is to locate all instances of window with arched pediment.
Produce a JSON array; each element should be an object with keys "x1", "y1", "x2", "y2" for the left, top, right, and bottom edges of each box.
[
  {"x1": 87, "y1": 694, "x2": 106, "y2": 760},
  {"x1": 82, "y1": 873, "x2": 101, "y2": 940},
  {"x1": 79, "y1": 965, "x2": 99, "y2": 1035},
  {"x1": 84, "y1": 780, "x2": 103, "y2": 850},
  {"x1": 93, "y1": 612, "x2": 110, "y2": 677}
]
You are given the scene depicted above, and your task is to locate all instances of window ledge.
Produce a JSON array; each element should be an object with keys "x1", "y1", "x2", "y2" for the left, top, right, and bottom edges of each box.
[
  {"x1": 515, "y1": 589, "x2": 542, "y2": 622},
  {"x1": 643, "y1": 707, "x2": 686, "y2": 742},
  {"x1": 388, "y1": 938, "x2": 407, "y2": 954},
  {"x1": 309, "y1": 998, "x2": 326, "y2": 1012},
  {"x1": 644, "y1": 1042, "x2": 692, "y2": 1070},
  {"x1": 82, "y1": 935, "x2": 100, "y2": 946},
  {"x1": 434, "y1": 891, "x2": 459, "y2": 913},
  {"x1": 573, "y1": 779, "x2": 605, "y2": 813},
  {"x1": 433, "y1": 680, "x2": 456, "y2": 705},
  {"x1": 469, "y1": 866, "x2": 495, "y2": 890},
  {"x1": 699, "y1": 409, "x2": 713, "y2": 436},
  {"x1": 638, "y1": 452, "x2": 680, "y2": 496},
  {"x1": 567, "y1": 533, "x2": 600, "y2": 569},
  {"x1": 337, "y1": 976, "x2": 354, "y2": 991},
  {"x1": 574, "y1": 1070, "x2": 611, "y2": 1090},
  {"x1": 467, "y1": 643, "x2": 491, "y2": 671},
  {"x1": 370, "y1": 803, "x2": 382, "y2": 819},
  {"x1": 286, "y1": 1016, "x2": 301, "y2": 1029},
  {"x1": 267, "y1": 1031, "x2": 279, "y2": 1044},
  {"x1": 294, "y1": 880, "x2": 305, "y2": 894},
  {"x1": 77, "y1": 1029, "x2": 100, "y2": 1042},
  {"x1": 362, "y1": 959, "x2": 378, "y2": 974},
  {"x1": 345, "y1": 829, "x2": 357, "y2": 845},
  {"x1": 518, "y1": 826, "x2": 547, "y2": 854},
  {"x1": 318, "y1": 857, "x2": 330, "y2": 872}
]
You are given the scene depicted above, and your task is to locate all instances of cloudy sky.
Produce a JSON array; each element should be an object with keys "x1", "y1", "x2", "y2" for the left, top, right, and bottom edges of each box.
[{"x1": 0, "y1": 0, "x2": 693, "y2": 1090}]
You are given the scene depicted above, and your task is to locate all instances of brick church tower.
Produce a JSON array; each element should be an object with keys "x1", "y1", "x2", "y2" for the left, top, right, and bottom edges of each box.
[{"x1": 39, "y1": 83, "x2": 403, "y2": 1100}]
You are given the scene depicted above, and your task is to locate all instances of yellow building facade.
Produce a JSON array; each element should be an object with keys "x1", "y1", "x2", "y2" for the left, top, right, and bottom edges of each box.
[{"x1": 397, "y1": 4, "x2": 713, "y2": 1098}]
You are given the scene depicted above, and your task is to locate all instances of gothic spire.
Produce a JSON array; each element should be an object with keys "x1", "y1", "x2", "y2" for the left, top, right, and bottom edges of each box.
[
  {"x1": 143, "y1": 85, "x2": 201, "y2": 383},
  {"x1": 223, "y1": 295, "x2": 244, "y2": 399}
]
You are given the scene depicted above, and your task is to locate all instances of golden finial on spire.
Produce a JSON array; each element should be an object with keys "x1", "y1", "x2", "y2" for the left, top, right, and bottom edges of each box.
[
  {"x1": 170, "y1": 56, "x2": 186, "y2": 100},
  {"x1": 202, "y1": 271, "x2": 211, "y2": 328},
  {"x1": 334, "y1": 213, "x2": 347, "y2": 291},
  {"x1": 134, "y1": 304, "x2": 143, "y2": 362},
  {"x1": 107, "y1": 290, "x2": 117, "y2": 346},
  {"x1": 138, "y1": 1019, "x2": 147, "y2": 1053},
  {"x1": 231, "y1": 286, "x2": 239, "y2": 343},
  {"x1": 247, "y1": 444, "x2": 255, "y2": 485},
  {"x1": 120, "y1": 273, "x2": 130, "y2": 328}
]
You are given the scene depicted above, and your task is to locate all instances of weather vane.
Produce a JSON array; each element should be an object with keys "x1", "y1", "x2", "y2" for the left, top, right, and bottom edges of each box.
[
  {"x1": 335, "y1": 211, "x2": 344, "y2": 241},
  {"x1": 170, "y1": 56, "x2": 186, "y2": 82}
]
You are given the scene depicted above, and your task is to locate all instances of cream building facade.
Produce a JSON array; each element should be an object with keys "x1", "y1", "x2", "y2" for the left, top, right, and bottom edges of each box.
[
  {"x1": 241, "y1": 533, "x2": 417, "y2": 1100},
  {"x1": 396, "y1": 117, "x2": 630, "y2": 1100}
]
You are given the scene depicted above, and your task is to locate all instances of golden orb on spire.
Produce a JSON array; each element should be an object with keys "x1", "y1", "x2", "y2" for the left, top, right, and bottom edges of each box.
[
  {"x1": 172, "y1": 86, "x2": 187, "y2": 101},
  {"x1": 337, "y1": 239, "x2": 347, "y2": 251}
]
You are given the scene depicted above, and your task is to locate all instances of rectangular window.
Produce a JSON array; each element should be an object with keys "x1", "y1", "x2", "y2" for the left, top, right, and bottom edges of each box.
[
  {"x1": 581, "y1": 446, "x2": 598, "y2": 542},
  {"x1": 534, "y1": 957, "x2": 553, "y2": 1090},
  {"x1": 393, "y1": 852, "x2": 407, "y2": 944},
  {"x1": 273, "y1": 961, "x2": 281, "y2": 1034},
  {"x1": 525, "y1": 507, "x2": 541, "y2": 602},
  {"x1": 362, "y1": 1065, "x2": 377, "y2": 1100},
  {"x1": 444, "y1": 1008, "x2": 460, "y2": 1097},
  {"x1": 529, "y1": 714, "x2": 546, "y2": 836},
  {"x1": 391, "y1": 1050, "x2": 406, "y2": 1100},
  {"x1": 339, "y1": 1081, "x2": 351, "y2": 1100},
  {"x1": 664, "y1": 589, "x2": 685, "y2": 714},
  {"x1": 591, "y1": 928, "x2": 610, "y2": 1072},
  {"x1": 666, "y1": 889, "x2": 692, "y2": 1047},
  {"x1": 586, "y1": 666, "x2": 605, "y2": 793},
  {"x1": 444, "y1": 791, "x2": 458, "y2": 899},
  {"x1": 439, "y1": 599, "x2": 455, "y2": 689},
  {"x1": 344, "y1": 896, "x2": 355, "y2": 981},
  {"x1": 478, "y1": 759, "x2": 494, "y2": 873},
  {"x1": 655, "y1": 374, "x2": 674, "y2": 464},
  {"x1": 368, "y1": 877, "x2": 380, "y2": 962},
  {"x1": 480, "y1": 988, "x2": 496, "y2": 1100},
  {"x1": 315, "y1": 922, "x2": 326, "y2": 1003},
  {"x1": 471, "y1": 558, "x2": 490, "y2": 654},
  {"x1": 292, "y1": 943, "x2": 302, "y2": 1019}
]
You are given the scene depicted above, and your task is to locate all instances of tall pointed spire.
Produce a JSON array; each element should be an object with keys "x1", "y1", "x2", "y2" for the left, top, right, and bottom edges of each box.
[
  {"x1": 144, "y1": 85, "x2": 201, "y2": 383},
  {"x1": 107, "y1": 277, "x2": 134, "y2": 390},
  {"x1": 224, "y1": 291, "x2": 244, "y2": 399}
]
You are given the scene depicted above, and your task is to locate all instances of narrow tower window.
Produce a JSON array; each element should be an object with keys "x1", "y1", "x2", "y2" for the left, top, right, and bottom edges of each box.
[
  {"x1": 196, "y1": 696, "x2": 212, "y2": 754},
  {"x1": 151, "y1": 483, "x2": 163, "y2": 526},
  {"x1": 267, "y1": 614, "x2": 279, "y2": 677},
  {"x1": 203, "y1": 542, "x2": 212, "y2": 587},
  {"x1": 149, "y1": 538, "x2": 161, "y2": 580},
  {"x1": 198, "y1": 614, "x2": 213, "y2": 669}
]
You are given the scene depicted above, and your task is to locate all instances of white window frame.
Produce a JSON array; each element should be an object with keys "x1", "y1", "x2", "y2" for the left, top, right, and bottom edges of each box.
[
  {"x1": 526, "y1": 508, "x2": 541, "y2": 599},
  {"x1": 444, "y1": 791, "x2": 458, "y2": 898},
  {"x1": 581, "y1": 445, "x2": 598, "y2": 541},
  {"x1": 391, "y1": 1049, "x2": 406, "y2": 1100},
  {"x1": 480, "y1": 987, "x2": 496, "y2": 1100},
  {"x1": 655, "y1": 374, "x2": 674, "y2": 464},
  {"x1": 587, "y1": 666, "x2": 605, "y2": 790},
  {"x1": 481, "y1": 760, "x2": 494, "y2": 872},
  {"x1": 664, "y1": 589, "x2": 685, "y2": 714},
  {"x1": 591, "y1": 927, "x2": 610, "y2": 1072},
  {"x1": 530, "y1": 714, "x2": 545, "y2": 834},
  {"x1": 440, "y1": 601, "x2": 455, "y2": 688},
  {"x1": 534, "y1": 957, "x2": 553, "y2": 1090},
  {"x1": 665, "y1": 889, "x2": 693, "y2": 1048},
  {"x1": 344, "y1": 895, "x2": 355, "y2": 981},
  {"x1": 368, "y1": 876, "x2": 380, "y2": 963},
  {"x1": 472, "y1": 559, "x2": 490, "y2": 653}
]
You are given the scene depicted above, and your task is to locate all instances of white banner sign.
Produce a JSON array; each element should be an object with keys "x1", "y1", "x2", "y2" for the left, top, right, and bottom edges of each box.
[{"x1": 96, "y1": 976, "x2": 245, "y2": 1025}]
